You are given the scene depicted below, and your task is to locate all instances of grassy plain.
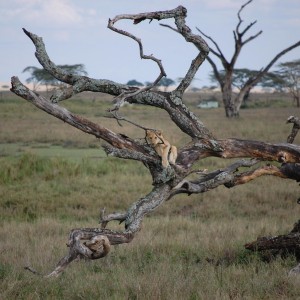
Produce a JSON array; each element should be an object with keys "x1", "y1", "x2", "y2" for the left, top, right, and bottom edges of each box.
[{"x1": 1, "y1": 91, "x2": 300, "y2": 299}]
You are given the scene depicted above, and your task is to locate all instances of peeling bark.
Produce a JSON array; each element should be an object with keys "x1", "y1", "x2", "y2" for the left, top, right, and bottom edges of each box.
[
  {"x1": 287, "y1": 116, "x2": 300, "y2": 144},
  {"x1": 9, "y1": 5, "x2": 300, "y2": 276}
]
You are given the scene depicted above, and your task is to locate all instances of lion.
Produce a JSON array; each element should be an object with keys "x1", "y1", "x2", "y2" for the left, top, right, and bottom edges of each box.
[{"x1": 145, "y1": 130, "x2": 177, "y2": 168}]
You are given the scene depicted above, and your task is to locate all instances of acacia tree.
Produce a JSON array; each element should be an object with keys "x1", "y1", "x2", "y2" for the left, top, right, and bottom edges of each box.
[
  {"x1": 259, "y1": 71, "x2": 286, "y2": 92},
  {"x1": 158, "y1": 77, "x2": 176, "y2": 91},
  {"x1": 23, "y1": 64, "x2": 87, "y2": 92},
  {"x1": 195, "y1": 0, "x2": 300, "y2": 117},
  {"x1": 126, "y1": 79, "x2": 144, "y2": 87},
  {"x1": 258, "y1": 61, "x2": 300, "y2": 105},
  {"x1": 277, "y1": 60, "x2": 300, "y2": 107},
  {"x1": 10, "y1": 6, "x2": 300, "y2": 277}
]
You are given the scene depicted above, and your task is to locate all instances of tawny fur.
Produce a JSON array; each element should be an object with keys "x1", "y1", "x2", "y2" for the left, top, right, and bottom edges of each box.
[
  {"x1": 83, "y1": 235, "x2": 111, "y2": 259},
  {"x1": 146, "y1": 130, "x2": 177, "y2": 168}
]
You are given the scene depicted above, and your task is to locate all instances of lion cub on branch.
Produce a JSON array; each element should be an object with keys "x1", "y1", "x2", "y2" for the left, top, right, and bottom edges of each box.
[{"x1": 145, "y1": 130, "x2": 177, "y2": 168}]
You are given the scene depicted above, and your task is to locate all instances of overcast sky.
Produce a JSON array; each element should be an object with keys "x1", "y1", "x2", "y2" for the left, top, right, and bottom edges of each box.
[{"x1": 1, "y1": 0, "x2": 299, "y2": 89}]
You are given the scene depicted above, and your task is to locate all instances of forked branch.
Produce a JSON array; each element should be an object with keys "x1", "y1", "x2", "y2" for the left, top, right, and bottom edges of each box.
[
  {"x1": 235, "y1": 0, "x2": 263, "y2": 46},
  {"x1": 170, "y1": 159, "x2": 293, "y2": 196},
  {"x1": 26, "y1": 228, "x2": 133, "y2": 277},
  {"x1": 107, "y1": 12, "x2": 166, "y2": 109},
  {"x1": 100, "y1": 208, "x2": 127, "y2": 228},
  {"x1": 10, "y1": 5, "x2": 300, "y2": 278}
]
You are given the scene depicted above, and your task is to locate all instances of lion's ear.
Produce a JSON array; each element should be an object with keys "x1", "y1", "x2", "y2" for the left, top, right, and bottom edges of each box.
[{"x1": 156, "y1": 130, "x2": 162, "y2": 136}]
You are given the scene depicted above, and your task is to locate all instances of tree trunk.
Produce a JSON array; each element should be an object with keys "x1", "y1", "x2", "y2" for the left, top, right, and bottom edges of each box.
[
  {"x1": 197, "y1": 0, "x2": 300, "y2": 118},
  {"x1": 8, "y1": 5, "x2": 300, "y2": 277},
  {"x1": 294, "y1": 95, "x2": 300, "y2": 108},
  {"x1": 234, "y1": 87, "x2": 251, "y2": 115},
  {"x1": 222, "y1": 76, "x2": 235, "y2": 118}
]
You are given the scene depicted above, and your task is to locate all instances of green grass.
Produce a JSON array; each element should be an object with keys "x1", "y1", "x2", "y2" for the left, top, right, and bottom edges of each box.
[
  {"x1": 0, "y1": 153, "x2": 151, "y2": 222},
  {"x1": 1, "y1": 91, "x2": 300, "y2": 299},
  {"x1": 0, "y1": 142, "x2": 106, "y2": 161}
]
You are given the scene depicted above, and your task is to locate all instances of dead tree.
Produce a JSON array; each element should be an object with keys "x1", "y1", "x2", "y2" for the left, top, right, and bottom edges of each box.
[
  {"x1": 245, "y1": 219, "x2": 300, "y2": 276},
  {"x1": 194, "y1": 0, "x2": 300, "y2": 117},
  {"x1": 245, "y1": 116, "x2": 300, "y2": 276},
  {"x1": 10, "y1": 6, "x2": 300, "y2": 277}
]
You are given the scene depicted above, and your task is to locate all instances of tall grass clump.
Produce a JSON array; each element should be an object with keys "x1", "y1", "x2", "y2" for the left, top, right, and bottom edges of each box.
[
  {"x1": 0, "y1": 153, "x2": 151, "y2": 222},
  {"x1": 1, "y1": 153, "x2": 77, "y2": 184},
  {"x1": 0, "y1": 152, "x2": 147, "y2": 184}
]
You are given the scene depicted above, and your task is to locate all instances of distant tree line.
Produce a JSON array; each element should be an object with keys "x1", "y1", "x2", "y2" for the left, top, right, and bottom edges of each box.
[
  {"x1": 127, "y1": 77, "x2": 175, "y2": 91},
  {"x1": 210, "y1": 59, "x2": 300, "y2": 107},
  {"x1": 23, "y1": 60, "x2": 299, "y2": 109},
  {"x1": 23, "y1": 65, "x2": 177, "y2": 93},
  {"x1": 23, "y1": 64, "x2": 88, "y2": 91}
]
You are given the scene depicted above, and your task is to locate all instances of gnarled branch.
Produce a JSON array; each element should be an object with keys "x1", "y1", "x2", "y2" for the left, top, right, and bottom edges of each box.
[
  {"x1": 287, "y1": 116, "x2": 300, "y2": 144},
  {"x1": 26, "y1": 228, "x2": 133, "y2": 277},
  {"x1": 100, "y1": 208, "x2": 127, "y2": 229},
  {"x1": 10, "y1": 6, "x2": 300, "y2": 278}
]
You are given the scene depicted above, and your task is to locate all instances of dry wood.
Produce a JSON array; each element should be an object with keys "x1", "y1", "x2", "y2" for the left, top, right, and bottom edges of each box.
[
  {"x1": 9, "y1": 5, "x2": 300, "y2": 276},
  {"x1": 287, "y1": 116, "x2": 300, "y2": 143},
  {"x1": 245, "y1": 220, "x2": 300, "y2": 275}
]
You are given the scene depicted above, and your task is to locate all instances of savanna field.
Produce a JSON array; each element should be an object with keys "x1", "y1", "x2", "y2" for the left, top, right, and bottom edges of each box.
[{"x1": 1, "y1": 91, "x2": 300, "y2": 299}]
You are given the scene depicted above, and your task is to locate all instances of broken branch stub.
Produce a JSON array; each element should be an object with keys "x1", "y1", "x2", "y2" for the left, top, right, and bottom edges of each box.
[{"x1": 287, "y1": 115, "x2": 300, "y2": 143}]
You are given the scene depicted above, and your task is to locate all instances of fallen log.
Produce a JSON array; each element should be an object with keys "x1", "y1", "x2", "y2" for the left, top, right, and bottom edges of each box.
[{"x1": 245, "y1": 220, "x2": 300, "y2": 275}]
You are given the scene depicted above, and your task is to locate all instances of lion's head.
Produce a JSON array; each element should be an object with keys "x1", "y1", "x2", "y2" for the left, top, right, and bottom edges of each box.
[{"x1": 145, "y1": 130, "x2": 163, "y2": 146}]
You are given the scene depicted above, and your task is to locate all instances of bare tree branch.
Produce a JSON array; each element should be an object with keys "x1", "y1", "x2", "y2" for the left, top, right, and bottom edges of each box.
[
  {"x1": 195, "y1": 28, "x2": 227, "y2": 63},
  {"x1": 234, "y1": 41, "x2": 300, "y2": 113},
  {"x1": 235, "y1": 0, "x2": 261, "y2": 42},
  {"x1": 241, "y1": 28, "x2": 263, "y2": 46},
  {"x1": 237, "y1": 0, "x2": 253, "y2": 25},
  {"x1": 171, "y1": 159, "x2": 258, "y2": 196},
  {"x1": 196, "y1": 0, "x2": 300, "y2": 117},
  {"x1": 159, "y1": 11, "x2": 211, "y2": 94},
  {"x1": 177, "y1": 138, "x2": 300, "y2": 170},
  {"x1": 29, "y1": 228, "x2": 132, "y2": 277},
  {"x1": 205, "y1": 55, "x2": 225, "y2": 87},
  {"x1": 107, "y1": 12, "x2": 167, "y2": 109},
  {"x1": 234, "y1": 0, "x2": 263, "y2": 46},
  {"x1": 172, "y1": 158, "x2": 300, "y2": 198},
  {"x1": 21, "y1": 24, "x2": 213, "y2": 139},
  {"x1": 251, "y1": 41, "x2": 300, "y2": 87},
  {"x1": 108, "y1": 111, "x2": 156, "y2": 132},
  {"x1": 100, "y1": 208, "x2": 127, "y2": 228},
  {"x1": 287, "y1": 116, "x2": 300, "y2": 144},
  {"x1": 10, "y1": 77, "x2": 148, "y2": 155},
  {"x1": 158, "y1": 8, "x2": 210, "y2": 94},
  {"x1": 22, "y1": 28, "x2": 124, "y2": 102},
  {"x1": 159, "y1": 23, "x2": 179, "y2": 33},
  {"x1": 175, "y1": 52, "x2": 207, "y2": 94},
  {"x1": 10, "y1": 6, "x2": 300, "y2": 277}
]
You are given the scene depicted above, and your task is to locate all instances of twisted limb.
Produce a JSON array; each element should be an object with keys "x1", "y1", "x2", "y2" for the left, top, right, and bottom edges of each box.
[{"x1": 25, "y1": 228, "x2": 133, "y2": 277}]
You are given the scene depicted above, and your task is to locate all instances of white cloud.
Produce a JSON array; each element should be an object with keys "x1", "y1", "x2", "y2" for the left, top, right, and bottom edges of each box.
[
  {"x1": 1, "y1": 0, "x2": 85, "y2": 26},
  {"x1": 30, "y1": 0, "x2": 83, "y2": 25}
]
